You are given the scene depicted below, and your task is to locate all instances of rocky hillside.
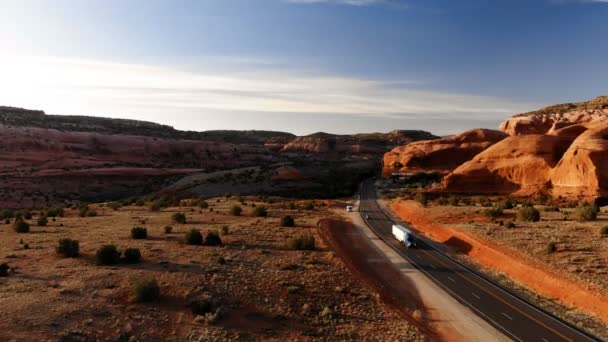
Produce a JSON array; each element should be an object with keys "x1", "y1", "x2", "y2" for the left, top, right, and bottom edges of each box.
[
  {"x1": 0, "y1": 107, "x2": 434, "y2": 208},
  {"x1": 384, "y1": 96, "x2": 608, "y2": 202}
]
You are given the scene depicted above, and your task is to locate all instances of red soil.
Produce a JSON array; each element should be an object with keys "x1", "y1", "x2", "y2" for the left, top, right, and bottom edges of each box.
[{"x1": 392, "y1": 201, "x2": 608, "y2": 323}]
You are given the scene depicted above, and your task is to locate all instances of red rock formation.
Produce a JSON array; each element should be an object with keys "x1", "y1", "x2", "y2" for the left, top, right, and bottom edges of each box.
[{"x1": 382, "y1": 129, "x2": 508, "y2": 176}]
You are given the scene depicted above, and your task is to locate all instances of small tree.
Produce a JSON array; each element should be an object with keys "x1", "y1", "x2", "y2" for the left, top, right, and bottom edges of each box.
[
  {"x1": 13, "y1": 218, "x2": 30, "y2": 233},
  {"x1": 96, "y1": 245, "x2": 120, "y2": 265},
  {"x1": 37, "y1": 216, "x2": 48, "y2": 226},
  {"x1": 253, "y1": 206, "x2": 268, "y2": 217},
  {"x1": 123, "y1": 248, "x2": 142, "y2": 263},
  {"x1": 56, "y1": 239, "x2": 80, "y2": 258},
  {"x1": 516, "y1": 205, "x2": 540, "y2": 222},
  {"x1": 230, "y1": 205, "x2": 242, "y2": 216},
  {"x1": 132, "y1": 277, "x2": 160, "y2": 302},
  {"x1": 131, "y1": 227, "x2": 148, "y2": 239},
  {"x1": 205, "y1": 230, "x2": 223, "y2": 246},
  {"x1": 172, "y1": 213, "x2": 187, "y2": 224},
  {"x1": 600, "y1": 226, "x2": 608, "y2": 236},
  {"x1": 281, "y1": 216, "x2": 295, "y2": 227},
  {"x1": 185, "y1": 229, "x2": 203, "y2": 245},
  {"x1": 574, "y1": 204, "x2": 599, "y2": 221}
]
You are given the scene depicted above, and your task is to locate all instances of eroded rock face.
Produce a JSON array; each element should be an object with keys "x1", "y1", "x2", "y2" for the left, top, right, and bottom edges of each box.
[
  {"x1": 551, "y1": 124, "x2": 608, "y2": 200},
  {"x1": 443, "y1": 134, "x2": 578, "y2": 195},
  {"x1": 500, "y1": 96, "x2": 608, "y2": 135},
  {"x1": 382, "y1": 129, "x2": 508, "y2": 176}
]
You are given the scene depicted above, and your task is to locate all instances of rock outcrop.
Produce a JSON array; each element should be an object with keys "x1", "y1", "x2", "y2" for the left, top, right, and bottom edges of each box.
[
  {"x1": 499, "y1": 96, "x2": 608, "y2": 135},
  {"x1": 382, "y1": 129, "x2": 508, "y2": 176}
]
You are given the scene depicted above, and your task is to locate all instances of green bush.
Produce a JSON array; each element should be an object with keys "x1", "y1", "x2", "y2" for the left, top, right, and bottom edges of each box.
[
  {"x1": 547, "y1": 242, "x2": 557, "y2": 254},
  {"x1": 253, "y1": 206, "x2": 268, "y2": 217},
  {"x1": 190, "y1": 297, "x2": 214, "y2": 315},
  {"x1": 1, "y1": 209, "x2": 14, "y2": 219},
  {"x1": 600, "y1": 226, "x2": 608, "y2": 236},
  {"x1": 56, "y1": 239, "x2": 80, "y2": 258},
  {"x1": 230, "y1": 205, "x2": 242, "y2": 216},
  {"x1": 505, "y1": 222, "x2": 516, "y2": 229},
  {"x1": 46, "y1": 207, "x2": 64, "y2": 218},
  {"x1": 574, "y1": 204, "x2": 599, "y2": 221},
  {"x1": 132, "y1": 277, "x2": 160, "y2": 302},
  {"x1": 496, "y1": 199, "x2": 514, "y2": 210},
  {"x1": 484, "y1": 207, "x2": 503, "y2": 220},
  {"x1": 123, "y1": 248, "x2": 142, "y2": 263},
  {"x1": 87, "y1": 209, "x2": 98, "y2": 217},
  {"x1": 164, "y1": 226, "x2": 173, "y2": 234},
  {"x1": 221, "y1": 225, "x2": 229, "y2": 235},
  {"x1": 281, "y1": 216, "x2": 296, "y2": 227},
  {"x1": 516, "y1": 205, "x2": 540, "y2": 222},
  {"x1": 185, "y1": 229, "x2": 203, "y2": 245},
  {"x1": 205, "y1": 230, "x2": 223, "y2": 246},
  {"x1": 199, "y1": 200, "x2": 209, "y2": 209},
  {"x1": 0, "y1": 263, "x2": 9, "y2": 277},
  {"x1": 96, "y1": 245, "x2": 120, "y2": 265},
  {"x1": 108, "y1": 202, "x2": 122, "y2": 210},
  {"x1": 13, "y1": 219, "x2": 30, "y2": 233},
  {"x1": 135, "y1": 199, "x2": 146, "y2": 206},
  {"x1": 37, "y1": 216, "x2": 48, "y2": 226},
  {"x1": 287, "y1": 234, "x2": 315, "y2": 250},
  {"x1": 20, "y1": 210, "x2": 32, "y2": 220},
  {"x1": 172, "y1": 213, "x2": 187, "y2": 224},
  {"x1": 131, "y1": 227, "x2": 148, "y2": 239}
]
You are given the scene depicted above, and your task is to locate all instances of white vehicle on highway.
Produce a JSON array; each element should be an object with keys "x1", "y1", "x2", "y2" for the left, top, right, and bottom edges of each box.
[
  {"x1": 346, "y1": 205, "x2": 353, "y2": 212},
  {"x1": 392, "y1": 224, "x2": 416, "y2": 248}
]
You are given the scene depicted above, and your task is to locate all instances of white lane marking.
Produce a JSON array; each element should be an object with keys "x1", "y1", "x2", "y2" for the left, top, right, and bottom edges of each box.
[
  {"x1": 471, "y1": 292, "x2": 480, "y2": 299},
  {"x1": 502, "y1": 312, "x2": 514, "y2": 320},
  {"x1": 447, "y1": 276, "x2": 455, "y2": 283},
  {"x1": 541, "y1": 338, "x2": 549, "y2": 342}
]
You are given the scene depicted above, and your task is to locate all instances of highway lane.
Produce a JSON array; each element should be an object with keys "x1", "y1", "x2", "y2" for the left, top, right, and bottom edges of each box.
[{"x1": 358, "y1": 179, "x2": 599, "y2": 342}]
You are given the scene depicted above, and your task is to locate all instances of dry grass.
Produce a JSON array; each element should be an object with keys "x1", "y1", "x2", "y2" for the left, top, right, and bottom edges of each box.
[{"x1": 0, "y1": 197, "x2": 425, "y2": 341}]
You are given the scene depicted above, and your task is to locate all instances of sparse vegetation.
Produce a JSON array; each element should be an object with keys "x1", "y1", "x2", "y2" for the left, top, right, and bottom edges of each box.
[
  {"x1": 164, "y1": 226, "x2": 173, "y2": 234},
  {"x1": 96, "y1": 245, "x2": 120, "y2": 265},
  {"x1": 205, "y1": 230, "x2": 223, "y2": 246},
  {"x1": 601, "y1": 226, "x2": 608, "y2": 236},
  {"x1": 131, "y1": 227, "x2": 148, "y2": 239},
  {"x1": 484, "y1": 207, "x2": 502, "y2": 220},
  {"x1": 547, "y1": 242, "x2": 557, "y2": 254},
  {"x1": 108, "y1": 202, "x2": 122, "y2": 210},
  {"x1": 46, "y1": 207, "x2": 64, "y2": 218},
  {"x1": 0, "y1": 263, "x2": 9, "y2": 277},
  {"x1": 448, "y1": 195, "x2": 459, "y2": 206},
  {"x1": 190, "y1": 297, "x2": 214, "y2": 316},
  {"x1": 132, "y1": 277, "x2": 160, "y2": 302},
  {"x1": 37, "y1": 216, "x2": 48, "y2": 226},
  {"x1": 505, "y1": 221, "x2": 516, "y2": 229},
  {"x1": 287, "y1": 234, "x2": 315, "y2": 250},
  {"x1": 414, "y1": 193, "x2": 428, "y2": 206},
  {"x1": 230, "y1": 205, "x2": 242, "y2": 216},
  {"x1": 13, "y1": 218, "x2": 30, "y2": 233},
  {"x1": 221, "y1": 225, "x2": 229, "y2": 235},
  {"x1": 574, "y1": 204, "x2": 599, "y2": 221},
  {"x1": 123, "y1": 248, "x2": 142, "y2": 263},
  {"x1": 281, "y1": 215, "x2": 296, "y2": 227},
  {"x1": 253, "y1": 206, "x2": 268, "y2": 217},
  {"x1": 172, "y1": 212, "x2": 187, "y2": 224},
  {"x1": 56, "y1": 239, "x2": 80, "y2": 258},
  {"x1": 516, "y1": 205, "x2": 540, "y2": 222},
  {"x1": 185, "y1": 229, "x2": 203, "y2": 245}
]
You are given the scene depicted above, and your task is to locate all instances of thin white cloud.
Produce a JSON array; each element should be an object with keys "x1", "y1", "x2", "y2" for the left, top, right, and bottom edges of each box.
[
  {"x1": 0, "y1": 55, "x2": 534, "y2": 132},
  {"x1": 286, "y1": 0, "x2": 407, "y2": 8}
]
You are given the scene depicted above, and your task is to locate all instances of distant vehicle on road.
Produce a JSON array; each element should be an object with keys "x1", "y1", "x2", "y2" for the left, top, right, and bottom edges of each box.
[
  {"x1": 346, "y1": 205, "x2": 353, "y2": 212},
  {"x1": 365, "y1": 214, "x2": 370, "y2": 219},
  {"x1": 392, "y1": 224, "x2": 416, "y2": 248}
]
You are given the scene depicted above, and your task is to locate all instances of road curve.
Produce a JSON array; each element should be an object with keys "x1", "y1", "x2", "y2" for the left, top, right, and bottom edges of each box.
[{"x1": 358, "y1": 179, "x2": 599, "y2": 342}]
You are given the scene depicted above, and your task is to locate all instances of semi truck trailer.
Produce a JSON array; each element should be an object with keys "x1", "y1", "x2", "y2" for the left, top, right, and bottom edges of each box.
[{"x1": 392, "y1": 224, "x2": 416, "y2": 248}]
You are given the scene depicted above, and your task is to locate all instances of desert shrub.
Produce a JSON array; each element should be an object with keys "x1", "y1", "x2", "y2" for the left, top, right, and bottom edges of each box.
[
  {"x1": 190, "y1": 298, "x2": 214, "y2": 315},
  {"x1": 56, "y1": 239, "x2": 80, "y2": 258},
  {"x1": 448, "y1": 195, "x2": 459, "y2": 206},
  {"x1": 96, "y1": 245, "x2": 120, "y2": 265},
  {"x1": 185, "y1": 229, "x2": 203, "y2": 245},
  {"x1": 1, "y1": 209, "x2": 14, "y2": 219},
  {"x1": 221, "y1": 225, "x2": 229, "y2": 235},
  {"x1": 0, "y1": 263, "x2": 8, "y2": 277},
  {"x1": 574, "y1": 204, "x2": 599, "y2": 221},
  {"x1": 172, "y1": 213, "x2": 187, "y2": 224},
  {"x1": 20, "y1": 210, "x2": 32, "y2": 220},
  {"x1": 304, "y1": 202, "x2": 314, "y2": 210},
  {"x1": 86, "y1": 209, "x2": 98, "y2": 217},
  {"x1": 505, "y1": 221, "x2": 516, "y2": 229},
  {"x1": 253, "y1": 206, "x2": 268, "y2": 217},
  {"x1": 547, "y1": 242, "x2": 557, "y2": 254},
  {"x1": 199, "y1": 200, "x2": 209, "y2": 209},
  {"x1": 132, "y1": 277, "x2": 160, "y2": 302},
  {"x1": 496, "y1": 199, "x2": 514, "y2": 210},
  {"x1": 287, "y1": 234, "x2": 315, "y2": 250},
  {"x1": 131, "y1": 227, "x2": 148, "y2": 239},
  {"x1": 135, "y1": 199, "x2": 145, "y2": 206},
  {"x1": 601, "y1": 226, "x2": 608, "y2": 236},
  {"x1": 164, "y1": 226, "x2": 173, "y2": 234},
  {"x1": 281, "y1": 215, "x2": 296, "y2": 227},
  {"x1": 217, "y1": 256, "x2": 226, "y2": 265},
  {"x1": 123, "y1": 248, "x2": 142, "y2": 263},
  {"x1": 484, "y1": 207, "x2": 503, "y2": 220},
  {"x1": 414, "y1": 193, "x2": 428, "y2": 206},
  {"x1": 230, "y1": 205, "x2": 242, "y2": 216},
  {"x1": 542, "y1": 206, "x2": 560, "y2": 212},
  {"x1": 108, "y1": 202, "x2": 122, "y2": 210},
  {"x1": 479, "y1": 199, "x2": 493, "y2": 207},
  {"x1": 37, "y1": 216, "x2": 48, "y2": 226},
  {"x1": 205, "y1": 230, "x2": 223, "y2": 246},
  {"x1": 13, "y1": 219, "x2": 30, "y2": 233},
  {"x1": 436, "y1": 197, "x2": 448, "y2": 205},
  {"x1": 516, "y1": 205, "x2": 540, "y2": 222},
  {"x1": 46, "y1": 207, "x2": 64, "y2": 217}
]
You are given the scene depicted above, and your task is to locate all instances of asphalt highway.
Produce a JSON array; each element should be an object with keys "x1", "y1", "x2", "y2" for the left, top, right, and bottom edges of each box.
[{"x1": 358, "y1": 179, "x2": 599, "y2": 342}]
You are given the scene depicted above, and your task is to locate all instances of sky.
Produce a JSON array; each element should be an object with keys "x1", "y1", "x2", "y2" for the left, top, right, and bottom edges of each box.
[{"x1": 0, "y1": 0, "x2": 606, "y2": 135}]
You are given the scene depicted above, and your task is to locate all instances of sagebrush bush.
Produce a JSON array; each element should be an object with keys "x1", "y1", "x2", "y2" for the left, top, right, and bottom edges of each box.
[
  {"x1": 164, "y1": 226, "x2": 173, "y2": 234},
  {"x1": 574, "y1": 204, "x2": 598, "y2": 221},
  {"x1": 185, "y1": 229, "x2": 203, "y2": 245},
  {"x1": 287, "y1": 234, "x2": 315, "y2": 250},
  {"x1": 547, "y1": 242, "x2": 557, "y2": 254},
  {"x1": 37, "y1": 216, "x2": 48, "y2": 226},
  {"x1": 414, "y1": 193, "x2": 428, "y2": 206},
  {"x1": 190, "y1": 297, "x2": 214, "y2": 315},
  {"x1": 0, "y1": 263, "x2": 9, "y2": 277},
  {"x1": 484, "y1": 207, "x2": 502, "y2": 220},
  {"x1": 516, "y1": 205, "x2": 540, "y2": 222},
  {"x1": 304, "y1": 202, "x2": 314, "y2": 210},
  {"x1": 221, "y1": 225, "x2": 229, "y2": 235},
  {"x1": 132, "y1": 277, "x2": 160, "y2": 302},
  {"x1": 1, "y1": 209, "x2": 14, "y2": 219},
  {"x1": 281, "y1": 215, "x2": 295, "y2": 227},
  {"x1": 13, "y1": 219, "x2": 30, "y2": 233},
  {"x1": 600, "y1": 226, "x2": 608, "y2": 236},
  {"x1": 46, "y1": 207, "x2": 64, "y2": 218},
  {"x1": 172, "y1": 213, "x2": 187, "y2": 224},
  {"x1": 505, "y1": 221, "x2": 516, "y2": 229},
  {"x1": 96, "y1": 245, "x2": 120, "y2": 265},
  {"x1": 496, "y1": 199, "x2": 514, "y2": 210},
  {"x1": 230, "y1": 205, "x2": 242, "y2": 216},
  {"x1": 199, "y1": 200, "x2": 209, "y2": 209},
  {"x1": 108, "y1": 202, "x2": 122, "y2": 210},
  {"x1": 253, "y1": 206, "x2": 268, "y2": 217},
  {"x1": 205, "y1": 230, "x2": 223, "y2": 246},
  {"x1": 123, "y1": 248, "x2": 142, "y2": 263},
  {"x1": 131, "y1": 227, "x2": 148, "y2": 239},
  {"x1": 56, "y1": 239, "x2": 80, "y2": 258},
  {"x1": 448, "y1": 195, "x2": 459, "y2": 206}
]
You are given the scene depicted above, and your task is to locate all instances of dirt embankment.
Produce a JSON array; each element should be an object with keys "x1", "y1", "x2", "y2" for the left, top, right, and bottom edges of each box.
[
  {"x1": 318, "y1": 219, "x2": 435, "y2": 339},
  {"x1": 391, "y1": 201, "x2": 608, "y2": 324}
]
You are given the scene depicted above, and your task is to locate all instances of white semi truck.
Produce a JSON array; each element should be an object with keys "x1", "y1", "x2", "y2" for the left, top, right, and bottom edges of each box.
[{"x1": 392, "y1": 224, "x2": 416, "y2": 248}]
